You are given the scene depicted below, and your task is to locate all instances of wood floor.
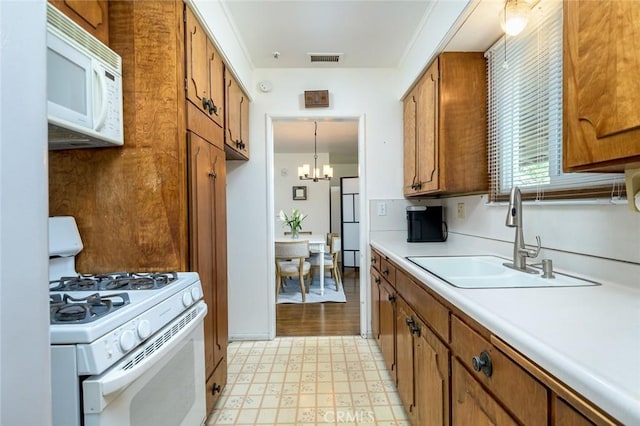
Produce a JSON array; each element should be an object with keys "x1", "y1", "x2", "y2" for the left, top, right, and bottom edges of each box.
[{"x1": 276, "y1": 267, "x2": 360, "y2": 336}]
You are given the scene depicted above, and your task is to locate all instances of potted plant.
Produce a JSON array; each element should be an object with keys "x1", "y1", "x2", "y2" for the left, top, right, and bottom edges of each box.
[{"x1": 278, "y1": 209, "x2": 307, "y2": 238}]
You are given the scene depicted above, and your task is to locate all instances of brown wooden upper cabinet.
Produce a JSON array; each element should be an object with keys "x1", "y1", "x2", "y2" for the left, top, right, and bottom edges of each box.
[
  {"x1": 403, "y1": 52, "x2": 487, "y2": 197},
  {"x1": 185, "y1": 6, "x2": 224, "y2": 129},
  {"x1": 48, "y1": 0, "x2": 109, "y2": 45},
  {"x1": 224, "y1": 69, "x2": 250, "y2": 160},
  {"x1": 563, "y1": 0, "x2": 640, "y2": 172}
]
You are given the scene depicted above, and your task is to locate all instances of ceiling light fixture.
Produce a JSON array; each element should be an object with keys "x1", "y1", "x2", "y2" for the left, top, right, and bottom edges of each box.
[
  {"x1": 501, "y1": 0, "x2": 530, "y2": 36},
  {"x1": 298, "y1": 121, "x2": 333, "y2": 182}
]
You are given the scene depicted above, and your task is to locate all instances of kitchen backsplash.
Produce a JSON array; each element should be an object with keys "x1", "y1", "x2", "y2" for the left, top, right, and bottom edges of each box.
[{"x1": 369, "y1": 195, "x2": 640, "y2": 288}]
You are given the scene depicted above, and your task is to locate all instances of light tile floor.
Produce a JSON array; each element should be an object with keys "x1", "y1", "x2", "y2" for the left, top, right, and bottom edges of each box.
[{"x1": 206, "y1": 336, "x2": 410, "y2": 425}]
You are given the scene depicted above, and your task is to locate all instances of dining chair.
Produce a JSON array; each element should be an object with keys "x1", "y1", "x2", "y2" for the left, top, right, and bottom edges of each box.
[
  {"x1": 309, "y1": 235, "x2": 341, "y2": 291},
  {"x1": 275, "y1": 240, "x2": 311, "y2": 302}
]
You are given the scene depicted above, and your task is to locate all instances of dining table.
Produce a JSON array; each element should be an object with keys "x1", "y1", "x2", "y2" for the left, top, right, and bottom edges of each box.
[{"x1": 275, "y1": 234, "x2": 328, "y2": 295}]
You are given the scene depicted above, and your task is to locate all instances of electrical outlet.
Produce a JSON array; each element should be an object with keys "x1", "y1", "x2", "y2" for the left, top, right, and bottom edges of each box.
[
  {"x1": 457, "y1": 202, "x2": 466, "y2": 219},
  {"x1": 377, "y1": 202, "x2": 387, "y2": 216}
]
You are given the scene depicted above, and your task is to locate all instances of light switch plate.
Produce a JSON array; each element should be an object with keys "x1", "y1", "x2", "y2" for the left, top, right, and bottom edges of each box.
[
  {"x1": 377, "y1": 202, "x2": 387, "y2": 216},
  {"x1": 457, "y1": 202, "x2": 466, "y2": 219}
]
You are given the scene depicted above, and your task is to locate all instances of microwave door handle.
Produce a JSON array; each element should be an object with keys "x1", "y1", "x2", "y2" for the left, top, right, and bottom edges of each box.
[{"x1": 93, "y1": 63, "x2": 108, "y2": 132}]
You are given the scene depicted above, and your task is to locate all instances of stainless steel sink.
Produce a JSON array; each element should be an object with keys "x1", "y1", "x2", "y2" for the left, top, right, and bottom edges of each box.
[{"x1": 406, "y1": 255, "x2": 600, "y2": 289}]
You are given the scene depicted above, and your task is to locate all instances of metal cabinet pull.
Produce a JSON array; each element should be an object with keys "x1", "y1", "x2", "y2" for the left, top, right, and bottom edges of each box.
[{"x1": 472, "y1": 350, "x2": 493, "y2": 377}]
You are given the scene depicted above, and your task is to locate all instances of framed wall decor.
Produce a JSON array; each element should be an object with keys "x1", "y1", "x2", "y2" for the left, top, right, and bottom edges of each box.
[{"x1": 292, "y1": 186, "x2": 307, "y2": 200}]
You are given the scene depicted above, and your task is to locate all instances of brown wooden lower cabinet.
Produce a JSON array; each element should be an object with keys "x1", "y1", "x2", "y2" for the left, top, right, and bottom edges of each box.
[
  {"x1": 554, "y1": 397, "x2": 596, "y2": 426},
  {"x1": 395, "y1": 297, "x2": 415, "y2": 416},
  {"x1": 369, "y1": 245, "x2": 619, "y2": 426},
  {"x1": 370, "y1": 267, "x2": 381, "y2": 342},
  {"x1": 414, "y1": 314, "x2": 449, "y2": 425},
  {"x1": 379, "y1": 280, "x2": 396, "y2": 376},
  {"x1": 396, "y1": 296, "x2": 450, "y2": 425},
  {"x1": 451, "y1": 315, "x2": 548, "y2": 425},
  {"x1": 188, "y1": 132, "x2": 228, "y2": 413},
  {"x1": 452, "y1": 359, "x2": 517, "y2": 425},
  {"x1": 205, "y1": 358, "x2": 227, "y2": 414}
]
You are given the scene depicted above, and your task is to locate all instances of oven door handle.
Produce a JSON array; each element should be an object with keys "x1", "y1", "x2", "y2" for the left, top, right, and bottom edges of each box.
[{"x1": 84, "y1": 302, "x2": 207, "y2": 405}]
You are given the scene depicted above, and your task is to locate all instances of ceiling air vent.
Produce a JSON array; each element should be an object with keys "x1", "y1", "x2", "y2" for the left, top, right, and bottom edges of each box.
[{"x1": 308, "y1": 53, "x2": 342, "y2": 63}]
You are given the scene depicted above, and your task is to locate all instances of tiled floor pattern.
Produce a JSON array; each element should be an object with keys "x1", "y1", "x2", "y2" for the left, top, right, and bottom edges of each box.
[{"x1": 206, "y1": 336, "x2": 410, "y2": 425}]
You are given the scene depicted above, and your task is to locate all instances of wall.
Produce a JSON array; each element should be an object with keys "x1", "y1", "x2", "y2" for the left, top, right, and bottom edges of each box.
[
  {"x1": 0, "y1": 1, "x2": 51, "y2": 424},
  {"x1": 396, "y1": 0, "x2": 470, "y2": 97},
  {"x1": 225, "y1": 68, "x2": 403, "y2": 339},
  {"x1": 274, "y1": 153, "x2": 331, "y2": 236},
  {"x1": 188, "y1": 0, "x2": 253, "y2": 96},
  {"x1": 329, "y1": 163, "x2": 358, "y2": 186}
]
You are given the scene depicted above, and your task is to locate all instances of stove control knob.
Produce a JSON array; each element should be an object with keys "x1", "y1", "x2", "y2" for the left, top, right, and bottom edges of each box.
[
  {"x1": 191, "y1": 287, "x2": 201, "y2": 301},
  {"x1": 182, "y1": 292, "x2": 193, "y2": 307},
  {"x1": 137, "y1": 320, "x2": 152, "y2": 340},
  {"x1": 119, "y1": 330, "x2": 136, "y2": 352}
]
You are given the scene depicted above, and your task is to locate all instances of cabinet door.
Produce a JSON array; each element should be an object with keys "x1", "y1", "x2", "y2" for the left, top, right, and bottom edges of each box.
[
  {"x1": 416, "y1": 60, "x2": 440, "y2": 193},
  {"x1": 403, "y1": 86, "x2": 419, "y2": 196},
  {"x1": 404, "y1": 67, "x2": 440, "y2": 196},
  {"x1": 207, "y1": 39, "x2": 224, "y2": 128},
  {"x1": 240, "y1": 94, "x2": 250, "y2": 157},
  {"x1": 370, "y1": 267, "x2": 381, "y2": 341},
  {"x1": 224, "y1": 70, "x2": 248, "y2": 159},
  {"x1": 395, "y1": 297, "x2": 416, "y2": 419},
  {"x1": 188, "y1": 132, "x2": 228, "y2": 413},
  {"x1": 414, "y1": 316, "x2": 449, "y2": 426},
  {"x1": 49, "y1": 0, "x2": 109, "y2": 45},
  {"x1": 185, "y1": 7, "x2": 211, "y2": 118},
  {"x1": 452, "y1": 359, "x2": 517, "y2": 426},
  {"x1": 211, "y1": 144, "x2": 228, "y2": 376},
  {"x1": 378, "y1": 281, "x2": 396, "y2": 378},
  {"x1": 188, "y1": 132, "x2": 216, "y2": 378},
  {"x1": 563, "y1": 0, "x2": 640, "y2": 171}
]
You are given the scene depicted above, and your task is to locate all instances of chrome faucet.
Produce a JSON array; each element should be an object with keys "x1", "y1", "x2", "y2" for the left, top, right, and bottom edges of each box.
[{"x1": 504, "y1": 186, "x2": 541, "y2": 273}]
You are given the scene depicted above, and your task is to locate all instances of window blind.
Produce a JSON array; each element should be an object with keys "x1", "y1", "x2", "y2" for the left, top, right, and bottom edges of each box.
[{"x1": 486, "y1": 0, "x2": 624, "y2": 201}]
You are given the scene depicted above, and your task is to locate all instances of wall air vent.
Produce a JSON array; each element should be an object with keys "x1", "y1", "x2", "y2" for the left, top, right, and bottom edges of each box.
[{"x1": 308, "y1": 53, "x2": 342, "y2": 63}]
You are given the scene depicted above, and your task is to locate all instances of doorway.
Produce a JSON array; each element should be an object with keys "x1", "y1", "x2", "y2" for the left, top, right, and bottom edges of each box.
[{"x1": 271, "y1": 117, "x2": 363, "y2": 336}]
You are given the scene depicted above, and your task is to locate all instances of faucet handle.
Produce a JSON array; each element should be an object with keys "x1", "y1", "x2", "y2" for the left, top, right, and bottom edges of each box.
[{"x1": 523, "y1": 235, "x2": 541, "y2": 258}]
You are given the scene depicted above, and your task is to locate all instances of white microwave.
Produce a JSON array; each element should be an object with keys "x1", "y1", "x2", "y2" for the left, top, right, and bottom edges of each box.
[{"x1": 47, "y1": 4, "x2": 123, "y2": 149}]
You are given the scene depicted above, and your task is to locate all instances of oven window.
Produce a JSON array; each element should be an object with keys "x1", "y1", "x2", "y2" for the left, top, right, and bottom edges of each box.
[{"x1": 131, "y1": 343, "x2": 195, "y2": 426}]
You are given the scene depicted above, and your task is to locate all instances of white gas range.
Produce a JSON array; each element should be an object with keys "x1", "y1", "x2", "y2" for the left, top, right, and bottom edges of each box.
[{"x1": 49, "y1": 217, "x2": 207, "y2": 426}]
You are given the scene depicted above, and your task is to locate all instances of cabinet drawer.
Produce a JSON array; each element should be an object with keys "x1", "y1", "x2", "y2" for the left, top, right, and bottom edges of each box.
[
  {"x1": 380, "y1": 257, "x2": 396, "y2": 286},
  {"x1": 451, "y1": 315, "x2": 547, "y2": 425},
  {"x1": 370, "y1": 248, "x2": 381, "y2": 272},
  {"x1": 555, "y1": 397, "x2": 596, "y2": 426},
  {"x1": 396, "y1": 269, "x2": 449, "y2": 342}
]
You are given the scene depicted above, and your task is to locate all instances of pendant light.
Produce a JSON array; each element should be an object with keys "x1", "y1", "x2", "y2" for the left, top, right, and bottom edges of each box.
[
  {"x1": 501, "y1": 0, "x2": 530, "y2": 36},
  {"x1": 298, "y1": 121, "x2": 333, "y2": 182}
]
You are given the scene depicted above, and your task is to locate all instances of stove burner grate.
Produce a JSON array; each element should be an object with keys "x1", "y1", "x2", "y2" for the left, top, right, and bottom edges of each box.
[
  {"x1": 50, "y1": 271, "x2": 178, "y2": 292},
  {"x1": 50, "y1": 293, "x2": 130, "y2": 324}
]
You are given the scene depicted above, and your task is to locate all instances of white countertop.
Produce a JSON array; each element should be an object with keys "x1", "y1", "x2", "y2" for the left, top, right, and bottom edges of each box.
[{"x1": 370, "y1": 231, "x2": 640, "y2": 425}]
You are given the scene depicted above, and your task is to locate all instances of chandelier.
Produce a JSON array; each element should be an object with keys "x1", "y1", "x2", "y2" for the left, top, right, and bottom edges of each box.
[{"x1": 298, "y1": 121, "x2": 333, "y2": 182}]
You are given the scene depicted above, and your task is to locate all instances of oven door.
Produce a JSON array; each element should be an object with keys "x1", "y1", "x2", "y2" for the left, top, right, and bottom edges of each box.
[{"x1": 82, "y1": 301, "x2": 207, "y2": 426}]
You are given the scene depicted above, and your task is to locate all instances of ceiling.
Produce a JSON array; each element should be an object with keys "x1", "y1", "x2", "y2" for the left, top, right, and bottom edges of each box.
[
  {"x1": 220, "y1": 0, "x2": 438, "y2": 69},
  {"x1": 273, "y1": 118, "x2": 359, "y2": 164},
  {"x1": 222, "y1": 0, "x2": 506, "y2": 162}
]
